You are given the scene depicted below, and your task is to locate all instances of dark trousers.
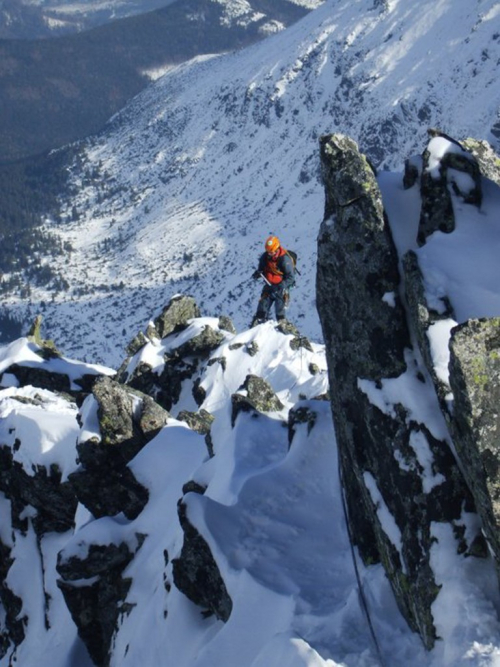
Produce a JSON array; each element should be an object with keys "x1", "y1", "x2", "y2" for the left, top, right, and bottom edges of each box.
[{"x1": 256, "y1": 286, "x2": 286, "y2": 321}]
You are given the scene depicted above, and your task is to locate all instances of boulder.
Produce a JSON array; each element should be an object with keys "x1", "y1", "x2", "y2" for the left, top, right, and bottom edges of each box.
[
  {"x1": 153, "y1": 295, "x2": 200, "y2": 339},
  {"x1": 231, "y1": 374, "x2": 284, "y2": 427},
  {"x1": 218, "y1": 315, "x2": 236, "y2": 334}
]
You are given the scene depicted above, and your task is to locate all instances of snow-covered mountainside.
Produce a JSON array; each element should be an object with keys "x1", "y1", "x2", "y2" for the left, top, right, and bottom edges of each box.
[
  {"x1": 0, "y1": 0, "x2": 176, "y2": 37},
  {"x1": 2, "y1": 0, "x2": 324, "y2": 38},
  {"x1": 9, "y1": 0, "x2": 496, "y2": 368},
  {"x1": 0, "y1": 0, "x2": 323, "y2": 161}
]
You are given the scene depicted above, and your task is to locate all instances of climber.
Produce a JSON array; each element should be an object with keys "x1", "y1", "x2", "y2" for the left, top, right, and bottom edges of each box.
[{"x1": 251, "y1": 235, "x2": 295, "y2": 326}]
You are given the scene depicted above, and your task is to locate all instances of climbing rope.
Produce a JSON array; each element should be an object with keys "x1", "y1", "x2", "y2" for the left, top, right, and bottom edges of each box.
[
  {"x1": 284, "y1": 327, "x2": 305, "y2": 401},
  {"x1": 337, "y1": 454, "x2": 387, "y2": 667}
]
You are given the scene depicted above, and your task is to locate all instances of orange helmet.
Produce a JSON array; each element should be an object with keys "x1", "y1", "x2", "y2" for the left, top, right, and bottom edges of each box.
[{"x1": 265, "y1": 235, "x2": 280, "y2": 253}]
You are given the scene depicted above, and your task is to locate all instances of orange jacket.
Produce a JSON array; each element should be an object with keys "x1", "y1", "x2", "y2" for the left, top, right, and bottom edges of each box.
[{"x1": 258, "y1": 247, "x2": 295, "y2": 287}]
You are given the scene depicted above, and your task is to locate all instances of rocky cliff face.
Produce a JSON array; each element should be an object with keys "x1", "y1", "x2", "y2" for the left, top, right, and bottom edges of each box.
[{"x1": 316, "y1": 131, "x2": 500, "y2": 648}]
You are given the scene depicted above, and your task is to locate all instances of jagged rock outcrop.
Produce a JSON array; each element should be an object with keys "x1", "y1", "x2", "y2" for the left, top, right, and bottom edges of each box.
[
  {"x1": 55, "y1": 301, "x2": 238, "y2": 665},
  {"x1": 69, "y1": 376, "x2": 168, "y2": 519},
  {"x1": 414, "y1": 129, "x2": 483, "y2": 245},
  {"x1": 401, "y1": 137, "x2": 500, "y2": 574},
  {"x1": 316, "y1": 133, "x2": 478, "y2": 648},
  {"x1": 0, "y1": 301, "x2": 252, "y2": 665},
  {"x1": 118, "y1": 296, "x2": 230, "y2": 413},
  {"x1": 448, "y1": 319, "x2": 500, "y2": 559},
  {"x1": 57, "y1": 534, "x2": 146, "y2": 667},
  {"x1": 172, "y1": 500, "x2": 233, "y2": 622},
  {"x1": 0, "y1": 329, "x2": 162, "y2": 664}
]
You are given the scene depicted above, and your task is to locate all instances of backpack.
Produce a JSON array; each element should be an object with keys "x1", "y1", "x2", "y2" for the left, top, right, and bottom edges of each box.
[{"x1": 285, "y1": 249, "x2": 300, "y2": 275}]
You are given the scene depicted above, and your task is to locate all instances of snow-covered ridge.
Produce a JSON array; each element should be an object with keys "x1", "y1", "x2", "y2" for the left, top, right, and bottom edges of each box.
[{"x1": 2, "y1": 269, "x2": 500, "y2": 665}]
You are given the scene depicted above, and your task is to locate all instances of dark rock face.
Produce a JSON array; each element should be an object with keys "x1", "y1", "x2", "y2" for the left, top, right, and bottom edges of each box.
[
  {"x1": 6, "y1": 363, "x2": 72, "y2": 394},
  {"x1": 318, "y1": 134, "x2": 408, "y2": 382},
  {"x1": 172, "y1": 500, "x2": 233, "y2": 622},
  {"x1": 0, "y1": 540, "x2": 26, "y2": 658},
  {"x1": 0, "y1": 446, "x2": 77, "y2": 535},
  {"x1": 316, "y1": 133, "x2": 476, "y2": 648},
  {"x1": 57, "y1": 536, "x2": 145, "y2": 667},
  {"x1": 1, "y1": 355, "x2": 105, "y2": 399},
  {"x1": 69, "y1": 461, "x2": 149, "y2": 521},
  {"x1": 448, "y1": 319, "x2": 500, "y2": 559},
  {"x1": 417, "y1": 129, "x2": 483, "y2": 245}
]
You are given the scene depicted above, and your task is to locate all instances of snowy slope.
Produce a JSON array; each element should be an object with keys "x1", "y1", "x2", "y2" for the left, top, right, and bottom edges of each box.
[{"x1": 7, "y1": 0, "x2": 500, "y2": 368}]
